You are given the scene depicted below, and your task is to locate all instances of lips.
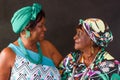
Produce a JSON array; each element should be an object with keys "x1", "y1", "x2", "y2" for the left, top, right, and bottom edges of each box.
[
  {"x1": 40, "y1": 34, "x2": 45, "y2": 39},
  {"x1": 75, "y1": 40, "x2": 80, "y2": 44},
  {"x1": 40, "y1": 32, "x2": 45, "y2": 36},
  {"x1": 74, "y1": 42, "x2": 80, "y2": 47},
  {"x1": 75, "y1": 42, "x2": 79, "y2": 44}
]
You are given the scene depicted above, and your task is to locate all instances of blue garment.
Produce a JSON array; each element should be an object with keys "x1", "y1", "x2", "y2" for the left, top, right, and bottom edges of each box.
[
  {"x1": 8, "y1": 43, "x2": 61, "y2": 80},
  {"x1": 8, "y1": 43, "x2": 55, "y2": 67}
]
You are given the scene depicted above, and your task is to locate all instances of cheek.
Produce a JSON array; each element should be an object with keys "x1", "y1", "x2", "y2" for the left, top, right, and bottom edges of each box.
[
  {"x1": 31, "y1": 29, "x2": 40, "y2": 38},
  {"x1": 34, "y1": 28, "x2": 42, "y2": 36},
  {"x1": 81, "y1": 36, "x2": 91, "y2": 46},
  {"x1": 75, "y1": 36, "x2": 91, "y2": 49}
]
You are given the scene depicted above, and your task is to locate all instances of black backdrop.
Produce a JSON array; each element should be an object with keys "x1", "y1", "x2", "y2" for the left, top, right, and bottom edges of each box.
[{"x1": 0, "y1": 0, "x2": 120, "y2": 60}]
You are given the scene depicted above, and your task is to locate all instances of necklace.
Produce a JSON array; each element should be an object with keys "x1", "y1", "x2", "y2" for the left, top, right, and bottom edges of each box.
[
  {"x1": 18, "y1": 37, "x2": 43, "y2": 64},
  {"x1": 80, "y1": 48, "x2": 105, "y2": 80}
]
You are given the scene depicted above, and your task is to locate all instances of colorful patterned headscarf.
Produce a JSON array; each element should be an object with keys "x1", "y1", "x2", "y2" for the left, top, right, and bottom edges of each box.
[
  {"x1": 11, "y1": 3, "x2": 42, "y2": 34},
  {"x1": 79, "y1": 18, "x2": 113, "y2": 48}
]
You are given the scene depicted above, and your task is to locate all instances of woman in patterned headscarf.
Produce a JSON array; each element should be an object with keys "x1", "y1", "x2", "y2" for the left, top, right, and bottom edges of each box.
[
  {"x1": 59, "y1": 18, "x2": 120, "y2": 80},
  {"x1": 0, "y1": 3, "x2": 62, "y2": 80}
]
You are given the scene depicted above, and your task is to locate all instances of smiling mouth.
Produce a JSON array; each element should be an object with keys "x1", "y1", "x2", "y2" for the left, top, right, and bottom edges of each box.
[
  {"x1": 75, "y1": 41, "x2": 80, "y2": 43},
  {"x1": 41, "y1": 32, "x2": 45, "y2": 36},
  {"x1": 41, "y1": 34, "x2": 45, "y2": 37},
  {"x1": 75, "y1": 43, "x2": 79, "y2": 45}
]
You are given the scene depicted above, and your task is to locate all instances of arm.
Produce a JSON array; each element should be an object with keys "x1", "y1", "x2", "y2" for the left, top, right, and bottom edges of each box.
[
  {"x1": 0, "y1": 47, "x2": 15, "y2": 80},
  {"x1": 49, "y1": 42, "x2": 63, "y2": 67},
  {"x1": 40, "y1": 40, "x2": 63, "y2": 67}
]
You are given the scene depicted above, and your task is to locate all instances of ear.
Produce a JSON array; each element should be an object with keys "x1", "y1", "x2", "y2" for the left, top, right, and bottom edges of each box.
[{"x1": 20, "y1": 30, "x2": 26, "y2": 35}]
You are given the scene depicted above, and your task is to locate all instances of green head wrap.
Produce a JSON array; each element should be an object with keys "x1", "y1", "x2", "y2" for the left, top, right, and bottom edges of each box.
[{"x1": 11, "y1": 3, "x2": 42, "y2": 34}]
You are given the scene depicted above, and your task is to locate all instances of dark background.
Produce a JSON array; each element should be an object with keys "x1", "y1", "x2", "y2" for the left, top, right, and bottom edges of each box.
[{"x1": 0, "y1": 0, "x2": 120, "y2": 60}]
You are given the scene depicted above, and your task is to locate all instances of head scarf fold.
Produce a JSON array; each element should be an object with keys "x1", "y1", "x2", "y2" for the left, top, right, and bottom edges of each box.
[
  {"x1": 11, "y1": 3, "x2": 42, "y2": 34},
  {"x1": 79, "y1": 18, "x2": 113, "y2": 48}
]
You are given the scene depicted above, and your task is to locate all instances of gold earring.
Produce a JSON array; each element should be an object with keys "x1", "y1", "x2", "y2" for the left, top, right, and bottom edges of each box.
[{"x1": 91, "y1": 46, "x2": 94, "y2": 54}]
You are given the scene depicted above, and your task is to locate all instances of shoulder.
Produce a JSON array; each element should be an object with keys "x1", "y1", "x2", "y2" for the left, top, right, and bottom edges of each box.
[
  {"x1": 1, "y1": 47, "x2": 15, "y2": 60},
  {"x1": 0, "y1": 47, "x2": 16, "y2": 79},
  {"x1": 98, "y1": 51, "x2": 120, "y2": 74},
  {"x1": 40, "y1": 40, "x2": 63, "y2": 66},
  {"x1": 102, "y1": 51, "x2": 120, "y2": 63},
  {"x1": 0, "y1": 47, "x2": 16, "y2": 67},
  {"x1": 40, "y1": 40, "x2": 57, "y2": 54},
  {"x1": 58, "y1": 51, "x2": 80, "y2": 77},
  {"x1": 59, "y1": 51, "x2": 80, "y2": 69},
  {"x1": 40, "y1": 40, "x2": 56, "y2": 48},
  {"x1": 63, "y1": 51, "x2": 80, "y2": 62}
]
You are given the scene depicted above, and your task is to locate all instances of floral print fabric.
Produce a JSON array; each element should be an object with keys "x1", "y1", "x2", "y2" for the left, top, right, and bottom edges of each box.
[
  {"x1": 59, "y1": 49, "x2": 120, "y2": 80},
  {"x1": 79, "y1": 18, "x2": 113, "y2": 48}
]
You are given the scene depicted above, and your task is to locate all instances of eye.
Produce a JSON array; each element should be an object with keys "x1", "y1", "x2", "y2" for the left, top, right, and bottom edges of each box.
[
  {"x1": 38, "y1": 25, "x2": 42, "y2": 28},
  {"x1": 37, "y1": 24, "x2": 45, "y2": 28},
  {"x1": 77, "y1": 31, "x2": 81, "y2": 38}
]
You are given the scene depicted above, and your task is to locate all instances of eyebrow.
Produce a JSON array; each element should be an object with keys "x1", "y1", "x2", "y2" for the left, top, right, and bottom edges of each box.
[{"x1": 76, "y1": 24, "x2": 83, "y2": 29}]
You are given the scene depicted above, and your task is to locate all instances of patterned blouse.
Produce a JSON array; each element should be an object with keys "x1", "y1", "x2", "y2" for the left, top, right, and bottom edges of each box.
[
  {"x1": 59, "y1": 49, "x2": 120, "y2": 80},
  {"x1": 8, "y1": 43, "x2": 61, "y2": 80}
]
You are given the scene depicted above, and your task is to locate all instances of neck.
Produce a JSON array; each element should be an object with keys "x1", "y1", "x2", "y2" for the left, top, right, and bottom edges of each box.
[
  {"x1": 19, "y1": 36, "x2": 38, "y2": 52},
  {"x1": 81, "y1": 47, "x2": 101, "y2": 66},
  {"x1": 17, "y1": 36, "x2": 43, "y2": 64}
]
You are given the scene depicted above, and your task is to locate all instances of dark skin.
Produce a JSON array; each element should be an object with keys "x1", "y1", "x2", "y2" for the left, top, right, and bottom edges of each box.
[
  {"x1": 60, "y1": 26, "x2": 101, "y2": 76},
  {"x1": 73, "y1": 26, "x2": 101, "y2": 67},
  {"x1": 40, "y1": 40, "x2": 63, "y2": 67},
  {"x1": 0, "y1": 17, "x2": 63, "y2": 80}
]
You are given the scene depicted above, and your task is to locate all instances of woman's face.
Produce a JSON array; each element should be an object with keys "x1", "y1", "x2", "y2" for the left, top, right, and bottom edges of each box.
[
  {"x1": 73, "y1": 27, "x2": 92, "y2": 50},
  {"x1": 31, "y1": 17, "x2": 47, "y2": 41}
]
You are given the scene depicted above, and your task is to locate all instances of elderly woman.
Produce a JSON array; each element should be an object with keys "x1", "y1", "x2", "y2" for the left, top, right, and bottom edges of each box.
[
  {"x1": 0, "y1": 3, "x2": 62, "y2": 80},
  {"x1": 59, "y1": 18, "x2": 120, "y2": 80}
]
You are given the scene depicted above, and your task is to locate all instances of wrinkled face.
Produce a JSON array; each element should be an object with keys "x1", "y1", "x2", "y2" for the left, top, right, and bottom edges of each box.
[
  {"x1": 31, "y1": 17, "x2": 47, "y2": 41},
  {"x1": 73, "y1": 26, "x2": 92, "y2": 50}
]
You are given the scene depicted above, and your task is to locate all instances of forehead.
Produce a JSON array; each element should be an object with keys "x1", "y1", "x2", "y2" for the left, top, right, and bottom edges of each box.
[
  {"x1": 76, "y1": 25, "x2": 90, "y2": 37},
  {"x1": 76, "y1": 24, "x2": 83, "y2": 29},
  {"x1": 37, "y1": 17, "x2": 45, "y2": 24},
  {"x1": 76, "y1": 25, "x2": 85, "y2": 32},
  {"x1": 40, "y1": 17, "x2": 45, "y2": 23}
]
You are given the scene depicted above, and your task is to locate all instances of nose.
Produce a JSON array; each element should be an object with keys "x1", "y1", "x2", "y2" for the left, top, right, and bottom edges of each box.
[
  {"x1": 43, "y1": 26, "x2": 47, "y2": 31},
  {"x1": 73, "y1": 34, "x2": 77, "y2": 40}
]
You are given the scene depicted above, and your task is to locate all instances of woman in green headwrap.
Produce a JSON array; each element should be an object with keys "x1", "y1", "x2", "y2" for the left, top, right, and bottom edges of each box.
[
  {"x1": 0, "y1": 3, "x2": 62, "y2": 80},
  {"x1": 59, "y1": 18, "x2": 120, "y2": 80}
]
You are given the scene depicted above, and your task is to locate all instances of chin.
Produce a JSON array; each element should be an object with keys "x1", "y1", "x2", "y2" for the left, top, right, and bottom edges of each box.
[
  {"x1": 74, "y1": 45, "x2": 82, "y2": 50},
  {"x1": 39, "y1": 37, "x2": 44, "y2": 41},
  {"x1": 74, "y1": 46, "x2": 79, "y2": 50},
  {"x1": 40, "y1": 36, "x2": 45, "y2": 39},
  {"x1": 39, "y1": 38, "x2": 44, "y2": 41}
]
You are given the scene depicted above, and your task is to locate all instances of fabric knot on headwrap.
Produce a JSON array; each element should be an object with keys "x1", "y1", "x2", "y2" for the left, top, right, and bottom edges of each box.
[
  {"x1": 11, "y1": 3, "x2": 42, "y2": 34},
  {"x1": 79, "y1": 18, "x2": 113, "y2": 48},
  {"x1": 31, "y1": 3, "x2": 41, "y2": 20}
]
